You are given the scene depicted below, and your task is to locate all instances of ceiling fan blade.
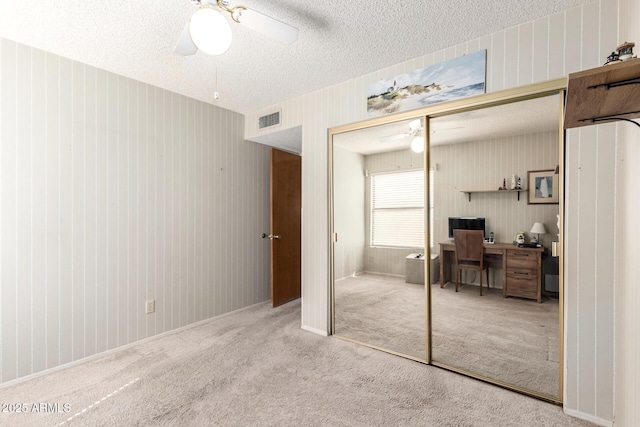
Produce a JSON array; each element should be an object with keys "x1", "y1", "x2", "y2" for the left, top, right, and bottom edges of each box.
[
  {"x1": 408, "y1": 119, "x2": 422, "y2": 131},
  {"x1": 175, "y1": 22, "x2": 198, "y2": 56},
  {"x1": 235, "y1": 8, "x2": 299, "y2": 45},
  {"x1": 379, "y1": 133, "x2": 409, "y2": 144},
  {"x1": 431, "y1": 126, "x2": 465, "y2": 134}
]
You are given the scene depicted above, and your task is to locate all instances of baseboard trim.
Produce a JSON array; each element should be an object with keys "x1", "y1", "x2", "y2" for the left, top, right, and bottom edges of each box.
[
  {"x1": 564, "y1": 408, "x2": 613, "y2": 427},
  {"x1": 363, "y1": 270, "x2": 404, "y2": 279},
  {"x1": 0, "y1": 300, "x2": 269, "y2": 390},
  {"x1": 301, "y1": 325, "x2": 329, "y2": 336},
  {"x1": 335, "y1": 271, "x2": 367, "y2": 282}
]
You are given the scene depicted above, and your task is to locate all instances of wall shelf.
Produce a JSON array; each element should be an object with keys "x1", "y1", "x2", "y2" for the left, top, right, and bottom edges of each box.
[
  {"x1": 460, "y1": 189, "x2": 526, "y2": 202},
  {"x1": 564, "y1": 58, "x2": 640, "y2": 129}
]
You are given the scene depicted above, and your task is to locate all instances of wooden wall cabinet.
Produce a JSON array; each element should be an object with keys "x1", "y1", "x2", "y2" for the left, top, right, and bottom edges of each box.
[{"x1": 564, "y1": 58, "x2": 640, "y2": 129}]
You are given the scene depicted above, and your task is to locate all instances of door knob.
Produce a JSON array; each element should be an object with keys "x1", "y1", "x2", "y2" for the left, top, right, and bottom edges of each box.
[{"x1": 261, "y1": 233, "x2": 280, "y2": 240}]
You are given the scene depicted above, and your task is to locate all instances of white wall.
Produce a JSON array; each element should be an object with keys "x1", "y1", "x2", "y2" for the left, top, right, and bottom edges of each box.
[
  {"x1": 564, "y1": 124, "x2": 617, "y2": 424},
  {"x1": 615, "y1": 1, "x2": 640, "y2": 426},
  {"x1": 614, "y1": 109, "x2": 640, "y2": 427},
  {"x1": 432, "y1": 131, "x2": 559, "y2": 249},
  {"x1": 0, "y1": 38, "x2": 271, "y2": 385},
  {"x1": 246, "y1": 0, "x2": 635, "y2": 424},
  {"x1": 332, "y1": 146, "x2": 365, "y2": 280},
  {"x1": 357, "y1": 130, "x2": 559, "y2": 284}
]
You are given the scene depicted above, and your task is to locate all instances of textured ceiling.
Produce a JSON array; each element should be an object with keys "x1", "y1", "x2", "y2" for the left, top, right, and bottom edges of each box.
[{"x1": 0, "y1": 0, "x2": 592, "y2": 115}]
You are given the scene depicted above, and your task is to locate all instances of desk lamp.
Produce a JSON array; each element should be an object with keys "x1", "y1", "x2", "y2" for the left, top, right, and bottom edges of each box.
[{"x1": 530, "y1": 222, "x2": 547, "y2": 244}]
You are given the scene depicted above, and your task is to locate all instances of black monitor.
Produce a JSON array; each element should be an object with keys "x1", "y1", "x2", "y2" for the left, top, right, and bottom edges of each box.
[{"x1": 448, "y1": 217, "x2": 486, "y2": 238}]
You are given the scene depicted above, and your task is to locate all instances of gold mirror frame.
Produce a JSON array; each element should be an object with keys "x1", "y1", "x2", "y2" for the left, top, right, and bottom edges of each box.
[{"x1": 329, "y1": 78, "x2": 567, "y2": 403}]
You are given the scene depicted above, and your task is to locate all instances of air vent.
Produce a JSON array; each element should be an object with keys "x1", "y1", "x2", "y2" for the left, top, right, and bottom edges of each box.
[{"x1": 258, "y1": 111, "x2": 280, "y2": 129}]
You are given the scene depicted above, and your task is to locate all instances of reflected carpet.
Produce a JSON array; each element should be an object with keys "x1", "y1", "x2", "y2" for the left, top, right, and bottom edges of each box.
[{"x1": 335, "y1": 273, "x2": 559, "y2": 397}]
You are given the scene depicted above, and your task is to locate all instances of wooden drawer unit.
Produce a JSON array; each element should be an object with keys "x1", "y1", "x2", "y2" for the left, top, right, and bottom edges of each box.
[
  {"x1": 506, "y1": 267, "x2": 537, "y2": 277},
  {"x1": 505, "y1": 249, "x2": 542, "y2": 302},
  {"x1": 505, "y1": 275, "x2": 538, "y2": 299},
  {"x1": 507, "y1": 250, "x2": 538, "y2": 269},
  {"x1": 439, "y1": 242, "x2": 544, "y2": 302}
]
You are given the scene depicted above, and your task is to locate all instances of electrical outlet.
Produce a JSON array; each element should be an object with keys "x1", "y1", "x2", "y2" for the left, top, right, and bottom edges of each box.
[{"x1": 145, "y1": 300, "x2": 155, "y2": 314}]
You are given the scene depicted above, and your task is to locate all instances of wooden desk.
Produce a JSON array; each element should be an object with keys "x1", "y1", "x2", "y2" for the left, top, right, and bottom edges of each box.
[{"x1": 439, "y1": 241, "x2": 543, "y2": 303}]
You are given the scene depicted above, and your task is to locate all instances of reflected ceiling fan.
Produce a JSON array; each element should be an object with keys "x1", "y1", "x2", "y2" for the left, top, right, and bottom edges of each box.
[
  {"x1": 379, "y1": 119, "x2": 466, "y2": 152},
  {"x1": 379, "y1": 119, "x2": 425, "y2": 153},
  {"x1": 175, "y1": 0, "x2": 299, "y2": 56}
]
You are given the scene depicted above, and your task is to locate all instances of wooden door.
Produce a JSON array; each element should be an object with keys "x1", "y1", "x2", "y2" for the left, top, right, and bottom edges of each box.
[{"x1": 270, "y1": 148, "x2": 301, "y2": 307}]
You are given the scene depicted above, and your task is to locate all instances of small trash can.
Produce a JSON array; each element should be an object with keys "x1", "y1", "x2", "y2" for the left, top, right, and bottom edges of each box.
[{"x1": 405, "y1": 253, "x2": 425, "y2": 285}]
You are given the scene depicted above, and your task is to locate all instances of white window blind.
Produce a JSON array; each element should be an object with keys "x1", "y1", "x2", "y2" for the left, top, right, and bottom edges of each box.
[{"x1": 371, "y1": 170, "x2": 424, "y2": 248}]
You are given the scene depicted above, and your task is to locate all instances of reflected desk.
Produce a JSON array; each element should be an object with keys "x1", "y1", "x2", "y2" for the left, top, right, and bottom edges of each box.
[{"x1": 439, "y1": 241, "x2": 543, "y2": 303}]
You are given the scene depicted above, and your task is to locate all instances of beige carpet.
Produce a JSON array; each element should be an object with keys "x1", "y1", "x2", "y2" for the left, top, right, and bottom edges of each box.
[
  {"x1": 432, "y1": 282, "x2": 559, "y2": 398},
  {"x1": 335, "y1": 274, "x2": 426, "y2": 360},
  {"x1": 335, "y1": 273, "x2": 559, "y2": 398},
  {"x1": 0, "y1": 299, "x2": 590, "y2": 427}
]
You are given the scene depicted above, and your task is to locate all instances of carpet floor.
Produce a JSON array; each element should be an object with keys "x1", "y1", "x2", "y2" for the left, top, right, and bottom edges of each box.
[
  {"x1": 432, "y1": 281, "x2": 559, "y2": 398},
  {"x1": 335, "y1": 274, "x2": 426, "y2": 360},
  {"x1": 335, "y1": 273, "x2": 559, "y2": 398},
  {"x1": 0, "y1": 299, "x2": 590, "y2": 427}
]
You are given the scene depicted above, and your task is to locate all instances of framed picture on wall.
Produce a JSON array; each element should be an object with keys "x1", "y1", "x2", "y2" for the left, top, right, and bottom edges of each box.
[
  {"x1": 366, "y1": 50, "x2": 486, "y2": 118},
  {"x1": 527, "y1": 169, "x2": 559, "y2": 204}
]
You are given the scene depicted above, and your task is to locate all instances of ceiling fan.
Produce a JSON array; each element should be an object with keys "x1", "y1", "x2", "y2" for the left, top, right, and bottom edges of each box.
[
  {"x1": 175, "y1": 0, "x2": 299, "y2": 56},
  {"x1": 379, "y1": 119, "x2": 425, "y2": 153},
  {"x1": 379, "y1": 119, "x2": 467, "y2": 152}
]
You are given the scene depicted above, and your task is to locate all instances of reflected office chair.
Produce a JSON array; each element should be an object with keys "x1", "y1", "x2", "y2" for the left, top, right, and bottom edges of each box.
[{"x1": 453, "y1": 229, "x2": 490, "y2": 296}]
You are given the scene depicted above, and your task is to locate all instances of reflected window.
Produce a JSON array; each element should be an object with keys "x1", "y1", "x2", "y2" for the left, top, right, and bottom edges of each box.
[{"x1": 371, "y1": 170, "x2": 424, "y2": 248}]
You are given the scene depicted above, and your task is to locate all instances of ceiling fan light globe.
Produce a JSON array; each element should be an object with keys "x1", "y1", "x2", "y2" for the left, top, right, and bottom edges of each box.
[
  {"x1": 189, "y1": 7, "x2": 232, "y2": 55},
  {"x1": 411, "y1": 136, "x2": 424, "y2": 153}
]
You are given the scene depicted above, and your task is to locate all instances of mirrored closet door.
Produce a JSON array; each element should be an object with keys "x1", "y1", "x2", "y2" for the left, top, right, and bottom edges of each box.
[
  {"x1": 330, "y1": 81, "x2": 565, "y2": 402},
  {"x1": 428, "y1": 93, "x2": 563, "y2": 400},
  {"x1": 331, "y1": 118, "x2": 427, "y2": 361}
]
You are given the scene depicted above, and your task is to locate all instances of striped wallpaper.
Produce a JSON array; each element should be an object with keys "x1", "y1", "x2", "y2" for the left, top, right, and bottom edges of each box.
[
  {"x1": 245, "y1": 0, "x2": 637, "y2": 424},
  {"x1": 432, "y1": 131, "x2": 560, "y2": 249},
  {"x1": 614, "y1": 3, "x2": 640, "y2": 427},
  {"x1": 0, "y1": 38, "x2": 271, "y2": 385},
  {"x1": 332, "y1": 146, "x2": 365, "y2": 280},
  {"x1": 431, "y1": 130, "x2": 559, "y2": 288},
  {"x1": 349, "y1": 130, "x2": 559, "y2": 284}
]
